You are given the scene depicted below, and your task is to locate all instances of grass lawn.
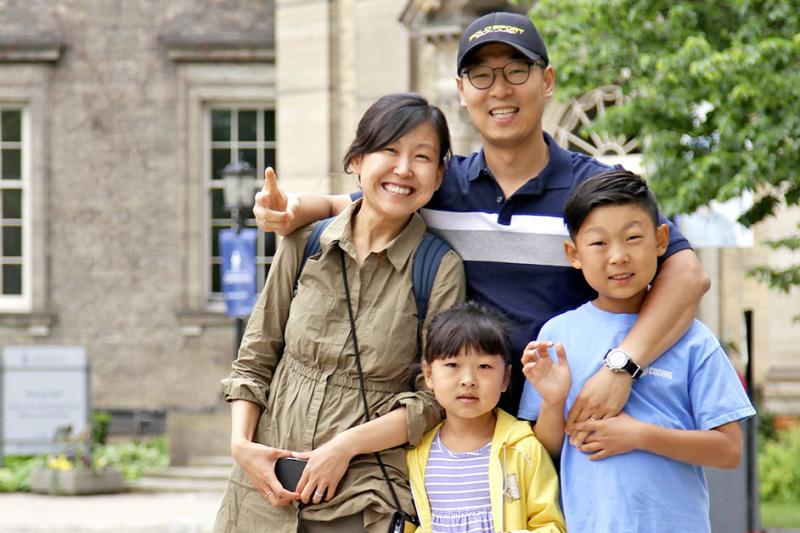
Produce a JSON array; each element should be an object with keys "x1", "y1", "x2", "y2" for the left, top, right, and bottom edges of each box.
[{"x1": 762, "y1": 501, "x2": 800, "y2": 528}]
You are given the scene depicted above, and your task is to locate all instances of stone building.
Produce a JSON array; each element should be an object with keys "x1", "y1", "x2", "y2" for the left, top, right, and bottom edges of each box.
[{"x1": 0, "y1": 0, "x2": 796, "y2": 463}]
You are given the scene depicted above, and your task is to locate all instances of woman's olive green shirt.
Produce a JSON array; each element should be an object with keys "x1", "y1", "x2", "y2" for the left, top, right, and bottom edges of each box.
[{"x1": 215, "y1": 201, "x2": 466, "y2": 533}]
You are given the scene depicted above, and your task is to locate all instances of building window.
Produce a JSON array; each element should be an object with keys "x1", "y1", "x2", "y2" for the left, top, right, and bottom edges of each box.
[
  {"x1": 207, "y1": 107, "x2": 277, "y2": 301},
  {"x1": 0, "y1": 107, "x2": 26, "y2": 306},
  {"x1": 553, "y1": 86, "x2": 643, "y2": 172}
]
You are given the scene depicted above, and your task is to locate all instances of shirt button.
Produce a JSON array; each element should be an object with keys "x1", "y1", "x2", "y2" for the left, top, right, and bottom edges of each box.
[{"x1": 496, "y1": 195, "x2": 503, "y2": 204}]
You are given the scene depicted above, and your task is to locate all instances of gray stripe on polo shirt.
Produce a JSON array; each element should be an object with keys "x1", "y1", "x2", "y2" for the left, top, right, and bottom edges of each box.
[{"x1": 434, "y1": 228, "x2": 572, "y2": 267}]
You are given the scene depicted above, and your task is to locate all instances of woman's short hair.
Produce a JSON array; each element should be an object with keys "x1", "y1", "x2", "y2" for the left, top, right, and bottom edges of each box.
[
  {"x1": 343, "y1": 93, "x2": 451, "y2": 173},
  {"x1": 424, "y1": 302, "x2": 510, "y2": 364}
]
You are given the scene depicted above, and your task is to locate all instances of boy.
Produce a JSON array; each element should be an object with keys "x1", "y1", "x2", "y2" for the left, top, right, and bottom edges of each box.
[
  {"x1": 254, "y1": 12, "x2": 709, "y2": 423},
  {"x1": 518, "y1": 169, "x2": 755, "y2": 532}
]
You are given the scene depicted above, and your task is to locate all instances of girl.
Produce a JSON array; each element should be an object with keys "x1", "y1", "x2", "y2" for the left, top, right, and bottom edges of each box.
[
  {"x1": 407, "y1": 302, "x2": 565, "y2": 533},
  {"x1": 214, "y1": 93, "x2": 466, "y2": 533}
]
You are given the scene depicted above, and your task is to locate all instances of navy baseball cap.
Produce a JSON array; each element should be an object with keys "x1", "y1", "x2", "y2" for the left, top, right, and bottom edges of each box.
[{"x1": 457, "y1": 12, "x2": 549, "y2": 74}]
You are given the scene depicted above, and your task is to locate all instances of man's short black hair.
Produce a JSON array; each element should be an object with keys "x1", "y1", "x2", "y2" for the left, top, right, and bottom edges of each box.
[
  {"x1": 563, "y1": 169, "x2": 660, "y2": 240},
  {"x1": 424, "y1": 302, "x2": 510, "y2": 364}
]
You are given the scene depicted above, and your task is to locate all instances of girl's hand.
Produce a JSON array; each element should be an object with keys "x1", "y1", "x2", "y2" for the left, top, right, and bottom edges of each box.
[
  {"x1": 232, "y1": 440, "x2": 300, "y2": 507},
  {"x1": 571, "y1": 412, "x2": 643, "y2": 460},
  {"x1": 293, "y1": 435, "x2": 354, "y2": 505},
  {"x1": 521, "y1": 341, "x2": 571, "y2": 405}
]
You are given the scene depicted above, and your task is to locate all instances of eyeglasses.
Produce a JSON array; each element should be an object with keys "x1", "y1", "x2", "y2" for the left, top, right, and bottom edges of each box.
[{"x1": 461, "y1": 60, "x2": 546, "y2": 90}]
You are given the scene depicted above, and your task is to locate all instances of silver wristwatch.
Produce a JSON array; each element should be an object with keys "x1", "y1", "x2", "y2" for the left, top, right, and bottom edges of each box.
[{"x1": 603, "y1": 347, "x2": 644, "y2": 381}]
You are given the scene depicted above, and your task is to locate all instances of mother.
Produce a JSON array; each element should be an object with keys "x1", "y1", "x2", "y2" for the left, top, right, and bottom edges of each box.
[{"x1": 214, "y1": 93, "x2": 466, "y2": 533}]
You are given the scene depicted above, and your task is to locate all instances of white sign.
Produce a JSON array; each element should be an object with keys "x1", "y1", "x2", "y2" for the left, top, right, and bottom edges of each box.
[{"x1": 1, "y1": 346, "x2": 89, "y2": 455}]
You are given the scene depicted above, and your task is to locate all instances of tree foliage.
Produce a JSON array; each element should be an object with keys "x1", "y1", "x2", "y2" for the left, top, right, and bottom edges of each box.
[{"x1": 530, "y1": 0, "x2": 800, "y2": 291}]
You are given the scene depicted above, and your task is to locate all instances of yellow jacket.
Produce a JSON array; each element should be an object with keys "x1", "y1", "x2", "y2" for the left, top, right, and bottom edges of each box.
[{"x1": 406, "y1": 409, "x2": 565, "y2": 533}]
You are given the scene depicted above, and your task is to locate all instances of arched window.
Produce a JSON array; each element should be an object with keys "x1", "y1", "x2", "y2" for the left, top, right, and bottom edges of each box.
[{"x1": 552, "y1": 85, "x2": 642, "y2": 172}]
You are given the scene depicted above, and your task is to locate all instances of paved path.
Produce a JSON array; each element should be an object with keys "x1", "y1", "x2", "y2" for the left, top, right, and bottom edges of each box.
[
  {"x1": 0, "y1": 491, "x2": 222, "y2": 532},
  {"x1": 2, "y1": 490, "x2": 799, "y2": 533}
]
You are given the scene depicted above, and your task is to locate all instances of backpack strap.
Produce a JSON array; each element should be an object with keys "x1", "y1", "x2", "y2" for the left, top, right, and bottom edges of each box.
[
  {"x1": 412, "y1": 232, "x2": 452, "y2": 323},
  {"x1": 295, "y1": 217, "x2": 335, "y2": 293},
  {"x1": 412, "y1": 231, "x2": 453, "y2": 359}
]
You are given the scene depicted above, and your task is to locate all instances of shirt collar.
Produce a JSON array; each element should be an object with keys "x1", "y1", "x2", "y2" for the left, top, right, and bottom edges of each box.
[
  {"x1": 320, "y1": 198, "x2": 427, "y2": 271},
  {"x1": 537, "y1": 132, "x2": 574, "y2": 189},
  {"x1": 468, "y1": 132, "x2": 574, "y2": 191},
  {"x1": 467, "y1": 149, "x2": 490, "y2": 182}
]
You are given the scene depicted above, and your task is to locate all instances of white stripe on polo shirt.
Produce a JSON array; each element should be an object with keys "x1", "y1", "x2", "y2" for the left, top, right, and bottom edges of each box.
[
  {"x1": 420, "y1": 208, "x2": 569, "y2": 235},
  {"x1": 420, "y1": 208, "x2": 572, "y2": 267}
]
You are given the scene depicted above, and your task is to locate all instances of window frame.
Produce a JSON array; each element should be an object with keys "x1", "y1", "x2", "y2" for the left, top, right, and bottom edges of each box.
[
  {"x1": 176, "y1": 62, "x2": 276, "y2": 317},
  {"x1": 0, "y1": 104, "x2": 31, "y2": 311}
]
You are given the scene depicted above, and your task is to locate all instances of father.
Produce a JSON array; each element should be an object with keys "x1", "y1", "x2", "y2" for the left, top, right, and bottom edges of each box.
[{"x1": 253, "y1": 12, "x2": 709, "y2": 436}]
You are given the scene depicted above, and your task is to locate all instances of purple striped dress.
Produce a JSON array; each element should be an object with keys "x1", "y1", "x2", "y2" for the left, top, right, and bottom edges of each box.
[{"x1": 424, "y1": 431, "x2": 494, "y2": 533}]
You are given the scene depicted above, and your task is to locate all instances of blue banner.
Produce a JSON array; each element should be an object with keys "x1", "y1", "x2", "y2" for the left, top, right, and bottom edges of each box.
[{"x1": 220, "y1": 228, "x2": 257, "y2": 317}]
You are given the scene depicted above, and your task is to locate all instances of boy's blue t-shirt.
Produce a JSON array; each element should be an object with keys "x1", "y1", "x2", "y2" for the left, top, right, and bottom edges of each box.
[{"x1": 518, "y1": 302, "x2": 755, "y2": 533}]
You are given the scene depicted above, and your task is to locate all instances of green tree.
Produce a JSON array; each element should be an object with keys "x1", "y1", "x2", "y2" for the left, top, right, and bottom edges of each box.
[{"x1": 530, "y1": 0, "x2": 800, "y2": 291}]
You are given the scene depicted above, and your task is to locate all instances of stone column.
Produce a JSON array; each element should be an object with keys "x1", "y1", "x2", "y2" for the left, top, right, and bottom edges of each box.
[
  {"x1": 697, "y1": 247, "x2": 722, "y2": 337},
  {"x1": 276, "y1": 0, "x2": 411, "y2": 195},
  {"x1": 275, "y1": 0, "x2": 333, "y2": 195}
]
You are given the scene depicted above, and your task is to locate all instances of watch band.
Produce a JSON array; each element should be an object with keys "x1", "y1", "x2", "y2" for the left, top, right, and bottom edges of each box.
[{"x1": 623, "y1": 359, "x2": 644, "y2": 381}]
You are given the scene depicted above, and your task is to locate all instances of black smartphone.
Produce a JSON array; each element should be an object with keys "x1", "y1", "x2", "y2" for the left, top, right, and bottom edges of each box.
[{"x1": 274, "y1": 457, "x2": 307, "y2": 492}]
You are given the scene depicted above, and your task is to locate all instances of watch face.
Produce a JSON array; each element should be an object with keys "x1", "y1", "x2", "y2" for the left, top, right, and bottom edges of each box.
[{"x1": 607, "y1": 349, "x2": 629, "y2": 369}]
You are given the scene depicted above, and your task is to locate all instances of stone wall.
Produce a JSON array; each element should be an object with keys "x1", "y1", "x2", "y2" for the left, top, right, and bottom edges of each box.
[{"x1": 0, "y1": 0, "x2": 274, "y2": 462}]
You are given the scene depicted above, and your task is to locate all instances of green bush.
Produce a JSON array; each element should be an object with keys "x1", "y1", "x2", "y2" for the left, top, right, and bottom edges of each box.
[
  {"x1": 0, "y1": 456, "x2": 46, "y2": 492},
  {"x1": 91, "y1": 411, "x2": 112, "y2": 446},
  {"x1": 93, "y1": 437, "x2": 169, "y2": 481},
  {"x1": 759, "y1": 426, "x2": 800, "y2": 503},
  {"x1": 0, "y1": 438, "x2": 169, "y2": 492}
]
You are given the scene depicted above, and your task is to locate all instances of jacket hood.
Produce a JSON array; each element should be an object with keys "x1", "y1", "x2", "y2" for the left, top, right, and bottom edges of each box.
[{"x1": 493, "y1": 408, "x2": 536, "y2": 448}]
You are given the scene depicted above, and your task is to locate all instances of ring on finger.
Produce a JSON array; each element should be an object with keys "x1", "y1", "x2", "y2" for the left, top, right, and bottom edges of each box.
[
  {"x1": 589, "y1": 416, "x2": 597, "y2": 421},
  {"x1": 264, "y1": 489, "x2": 272, "y2": 498},
  {"x1": 314, "y1": 490, "x2": 324, "y2": 498}
]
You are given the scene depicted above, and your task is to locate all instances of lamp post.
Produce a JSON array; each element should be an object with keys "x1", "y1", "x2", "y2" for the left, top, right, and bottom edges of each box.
[
  {"x1": 222, "y1": 160, "x2": 257, "y2": 233},
  {"x1": 221, "y1": 160, "x2": 258, "y2": 355}
]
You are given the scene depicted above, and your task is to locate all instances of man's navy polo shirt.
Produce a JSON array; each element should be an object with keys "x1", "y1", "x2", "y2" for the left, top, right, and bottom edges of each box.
[{"x1": 354, "y1": 132, "x2": 691, "y2": 410}]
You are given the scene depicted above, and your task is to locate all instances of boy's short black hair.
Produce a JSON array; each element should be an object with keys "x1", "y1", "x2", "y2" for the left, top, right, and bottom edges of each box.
[
  {"x1": 342, "y1": 92, "x2": 451, "y2": 173},
  {"x1": 563, "y1": 169, "x2": 660, "y2": 239},
  {"x1": 424, "y1": 302, "x2": 510, "y2": 364}
]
